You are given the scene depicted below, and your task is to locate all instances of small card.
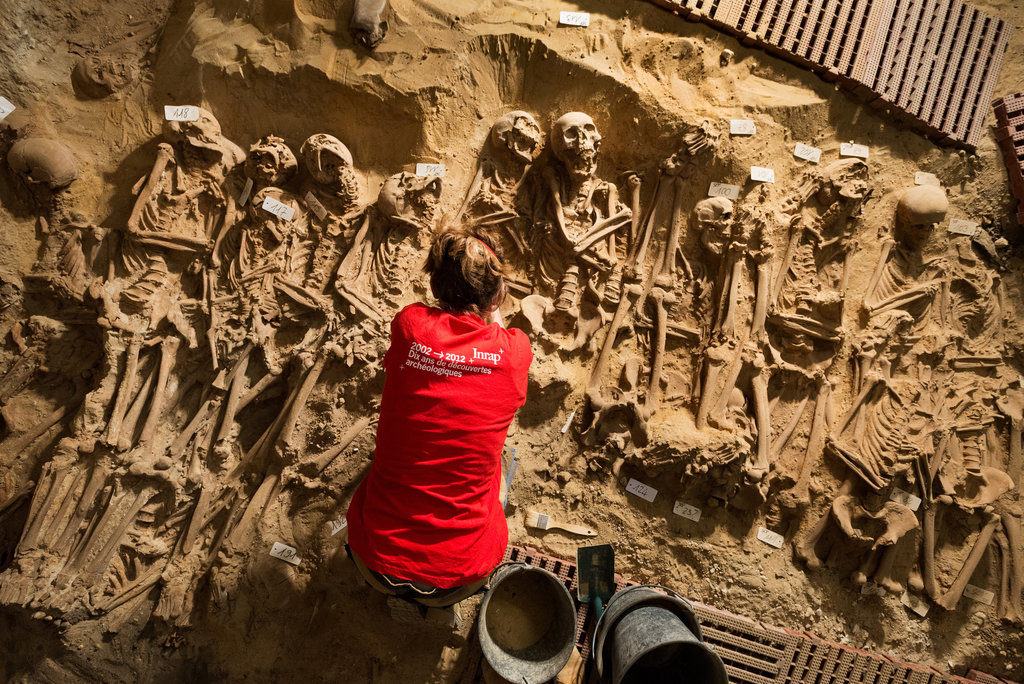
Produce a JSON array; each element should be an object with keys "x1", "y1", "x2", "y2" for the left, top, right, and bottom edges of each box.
[
  {"x1": 673, "y1": 501, "x2": 702, "y2": 522},
  {"x1": 708, "y1": 182, "x2": 741, "y2": 200},
  {"x1": 915, "y1": 172, "x2": 940, "y2": 186},
  {"x1": 730, "y1": 119, "x2": 756, "y2": 136},
  {"x1": 793, "y1": 142, "x2": 821, "y2": 163},
  {"x1": 164, "y1": 105, "x2": 200, "y2": 122},
  {"x1": 328, "y1": 517, "x2": 348, "y2": 536},
  {"x1": 625, "y1": 478, "x2": 657, "y2": 503},
  {"x1": 559, "y1": 11, "x2": 590, "y2": 26},
  {"x1": 756, "y1": 526, "x2": 784, "y2": 548},
  {"x1": 901, "y1": 591, "x2": 930, "y2": 617},
  {"x1": 261, "y1": 195, "x2": 296, "y2": 221},
  {"x1": 840, "y1": 142, "x2": 869, "y2": 159},
  {"x1": 560, "y1": 409, "x2": 576, "y2": 434},
  {"x1": 269, "y1": 541, "x2": 301, "y2": 566},
  {"x1": 415, "y1": 163, "x2": 445, "y2": 177},
  {"x1": 963, "y1": 584, "x2": 995, "y2": 605},
  {"x1": 305, "y1": 191, "x2": 328, "y2": 220},
  {"x1": 238, "y1": 177, "x2": 254, "y2": 206},
  {"x1": 948, "y1": 218, "x2": 978, "y2": 236},
  {"x1": 750, "y1": 166, "x2": 775, "y2": 183},
  {"x1": 860, "y1": 582, "x2": 883, "y2": 596},
  {"x1": 0, "y1": 96, "x2": 15, "y2": 120},
  {"x1": 890, "y1": 487, "x2": 922, "y2": 511}
]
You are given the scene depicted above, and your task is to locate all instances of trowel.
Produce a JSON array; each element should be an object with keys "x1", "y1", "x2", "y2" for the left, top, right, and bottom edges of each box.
[{"x1": 576, "y1": 544, "x2": 614, "y2": 618}]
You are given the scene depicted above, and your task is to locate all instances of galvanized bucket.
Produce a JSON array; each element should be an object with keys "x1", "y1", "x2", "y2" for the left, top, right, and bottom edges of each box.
[
  {"x1": 593, "y1": 585, "x2": 728, "y2": 684},
  {"x1": 477, "y1": 563, "x2": 577, "y2": 684}
]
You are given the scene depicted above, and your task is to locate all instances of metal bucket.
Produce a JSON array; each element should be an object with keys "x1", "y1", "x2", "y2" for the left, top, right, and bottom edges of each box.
[
  {"x1": 477, "y1": 563, "x2": 577, "y2": 684},
  {"x1": 593, "y1": 585, "x2": 728, "y2": 684}
]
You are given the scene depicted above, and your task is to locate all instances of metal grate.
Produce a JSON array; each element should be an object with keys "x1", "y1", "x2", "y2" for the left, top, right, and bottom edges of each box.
[
  {"x1": 500, "y1": 545, "x2": 1008, "y2": 683},
  {"x1": 994, "y1": 93, "x2": 1024, "y2": 228},
  {"x1": 641, "y1": 0, "x2": 1012, "y2": 147}
]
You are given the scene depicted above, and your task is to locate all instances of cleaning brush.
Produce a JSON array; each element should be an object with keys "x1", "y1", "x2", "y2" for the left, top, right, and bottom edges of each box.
[{"x1": 525, "y1": 509, "x2": 597, "y2": 537}]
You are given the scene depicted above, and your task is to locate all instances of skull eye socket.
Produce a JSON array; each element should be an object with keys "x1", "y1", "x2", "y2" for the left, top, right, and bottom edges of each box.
[{"x1": 722, "y1": 211, "x2": 733, "y2": 220}]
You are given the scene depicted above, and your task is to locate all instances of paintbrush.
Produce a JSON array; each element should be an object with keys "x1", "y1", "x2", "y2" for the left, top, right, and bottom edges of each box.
[{"x1": 525, "y1": 510, "x2": 597, "y2": 537}]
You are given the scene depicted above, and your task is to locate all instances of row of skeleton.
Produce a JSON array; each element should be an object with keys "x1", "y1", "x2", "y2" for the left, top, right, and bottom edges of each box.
[{"x1": 0, "y1": 105, "x2": 1019, "y2": 627}]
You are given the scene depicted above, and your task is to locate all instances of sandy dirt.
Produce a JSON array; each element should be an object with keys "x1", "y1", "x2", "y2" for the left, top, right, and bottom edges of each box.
[{"x1": 0, "y1": 0, "x2": 1022, "y2": 682}]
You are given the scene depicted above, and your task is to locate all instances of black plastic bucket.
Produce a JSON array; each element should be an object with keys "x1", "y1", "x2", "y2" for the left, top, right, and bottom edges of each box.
[
  {"x1": 593, "y1": 585, "x2": 728, "y2": 684},
  {"x1": 477, "y1": 563, "x2": 577, "y2": 684}
]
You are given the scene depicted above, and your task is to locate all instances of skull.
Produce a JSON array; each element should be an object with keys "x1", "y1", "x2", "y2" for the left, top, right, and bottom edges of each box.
[
  {"x1": 162, "y1": 107, "x2": 224, "y2": 154},
  {"x1": 7, "y1": 138, "x2": 77, "y2": 189},
  {"x1": 376, "y1": 172, "x2": 442, "y2": 228},
  {"x1": 551, "y1": 112, "x2": 601, "y2": 180},
  {"x1": 245, "y1": 135, "x2": 297, "y2": 187},
  {"x1": 300, "y1": 133, "x2": 359, "y2": 206},
  {"x1": 896, "y1": 185, "x2": 948, "y2": 250},
  {"x1": 817, "y1": 159, "x2": 869, "y2": 204},
  {"x1": 694, "y1": 196, "x2": 734, "y2": 257},
  {"x1": 490, "y1": 111, "x2": 542, "y2": 165}
]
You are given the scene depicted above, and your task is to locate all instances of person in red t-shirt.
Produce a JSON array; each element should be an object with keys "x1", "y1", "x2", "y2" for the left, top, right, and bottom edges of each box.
[{"x1": 346, "y1": 227, "x2": 532, "y2": 610}]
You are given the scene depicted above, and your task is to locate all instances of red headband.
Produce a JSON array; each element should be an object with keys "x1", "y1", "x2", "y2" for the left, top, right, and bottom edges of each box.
[{"x1": 475, "y1": 237, "x2": 499, "y2": 262}]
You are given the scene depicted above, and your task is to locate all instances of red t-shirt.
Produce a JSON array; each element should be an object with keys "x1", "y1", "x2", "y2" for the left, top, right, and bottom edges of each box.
[{"x1": 346, "y1": 303, "x2": 532, "y2": 588}]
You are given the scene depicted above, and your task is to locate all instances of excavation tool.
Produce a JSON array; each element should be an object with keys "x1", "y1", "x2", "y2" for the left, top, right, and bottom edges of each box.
[{"x1": 576, "y1": 544, "x2": 614, "y2": 618}]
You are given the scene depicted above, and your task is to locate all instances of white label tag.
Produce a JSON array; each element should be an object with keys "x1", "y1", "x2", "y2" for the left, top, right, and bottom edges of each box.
[
  {"x1": 328, "y1": 517, "x2": 348, "y2": 536},
  {"x1": 730, "y1": 119, "x2": 756, "y2": 135},
  {"x1": 261, "y1": 195, "x2": 296, "y2": 221},
  {"x1": 947, "y1": 219, "x2": 978, "y2": 236},
  {"x1": 305, "y1": 191, "x2": 328, "y2": 220},
  {"x1": 625, "y1": 478, "x2": 657, "y2": 502},
  {"x1": 708, "y1": 182, "x2": 741, "y2": 200},
  {"x1": 164, "y1": 105, "x2": 200, "y2": 122},
  {"x1": 750, "y1": 166, "x2": 775, "y2": 183},
  {"x1": 840, "y1": 142, "x2": 869, "y2": 159},
  {"x1": 793, "y1": 143, "x2": 822, "y2": 163},
  {"x1": 673, "y1": 501, "x2": 702, "y2": 522},
  {"x1": 559, "y1": 11, "x2": 590, "y2": 26},
  {"x1": 756, "y1": 526, "x2": 784, "y2": 548},
  {"x1": 415, "y1": 163, "x2": 445, "y2": 177},
  {"x1": 560, "y1": 409, "x2": 576, "y2": 434},
  {"x1": 269, "y1": 541, "x2": 301, "y2": 566},
  {"x1": 238, "y1": 177, "x2": 254, "y2": 206},
  {"x1": 0, "y1": 96, "x2": 15, "y2": 120},
  {"x1": 889, "y1": 487, "x2": 922, "y2": 511},
  {"x1": 901, "y1": 591, "x2": 930, "y2": 617},
  {"x1": 860, "y1": 582, "x2": 883, "y2": 596},
  {"x1": 915, "y1": 172, "x2": 940, "y2": 186},
  {"x1": 963, "y1": 584, "x2": 995, "y2": 605}
]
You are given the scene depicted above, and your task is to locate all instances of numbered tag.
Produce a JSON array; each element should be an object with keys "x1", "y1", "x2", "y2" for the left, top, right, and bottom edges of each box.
[
  {"x1": 901, "y1": 591, "x2": 930, "y2": 617},
  {"x1": 559, "y1": 11, "x2": 590, "y2": 26},
  {"x1": 164, "y1": 105, "x2": 200, "y2": 122},
  {"x1": 889, "y1": 487, "x2": 922, "y2": 511},
  {"x1": 261, "y1": 195, "x2": 296, "y2": 221},
  {"x1": 947, "y1": 219, "x2": 978, "y2": 236},
  {"x1": 750, "y1": 166, "x2": 775, "y2": 183},
  {"x1": 328, "y1": 517, "x2": 348, "y2": 536},
  {"x1": 963, "y1": 584, "x2": 995, "y2": 605},
  {"x1": 915, "y1": 172, "x2": 940, "y2": 186},
  {"x1": 793, "y1": 143, "x2": 821, "y2": 163},
  {"x1": 625, "y1": 478, "x2": 657, "y2": 503},
  {"x1": 756, "y1": 526, "x2": 784, "y2": 548},
  {"x1": 0, "y1": 96, "x2": 15, "y2": 120},
  {"x1": 238, "y1": 177, "x2": 254, "y2": 206},
  {"x1": 860, "y1": 582, "x2": 883, "y2": 596},
  {"x1": 673, "y1": 501, "x2": 701, "y2": 522},
  {"x1": 730, "y1": 119, "x2": 756, "y2": 136},
  {"x1": 305, "y1": 191, "x2": 328, "y2": 220},
  {"x1": 708, "y1": 182, "x2": 741, "y2": 200},
  {"x1": 269, "y1": 542, "x2": 301, "y2": 566},
  {"x1": 560, "y1": 409, "x2": 576, "y2": 434},
  {"x1": 840, "y1": 142, "x2": 869, "y2": 159},
  {"x1": 415, "y1": 163, "x2": 445, "y2": 177}
]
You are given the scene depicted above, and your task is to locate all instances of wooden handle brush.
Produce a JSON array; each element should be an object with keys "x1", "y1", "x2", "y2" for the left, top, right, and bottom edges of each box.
[{"x1": 525, "y1": 510, "x2": 597, "y2": 537}]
